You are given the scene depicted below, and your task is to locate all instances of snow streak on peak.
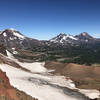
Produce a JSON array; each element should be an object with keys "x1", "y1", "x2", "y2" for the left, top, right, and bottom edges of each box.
[
  {"x1": 3, "y1": 32, "x2": 7, "y2": 37},
  {"x1": 9, "y1": 28, "x2": 25, "y2": 39},
  {"x1": 12, "y1": 31, "x2": 25, "y2": 39},
  {"x1": 66, "y1": 34, "x2": 78, "y2": 40},
  {"x1": 2, "y1": 28, "x2": 25, "y2": 39},
  {"x1": 50, "y1": 33, "x2": 78, "y2": 43}
]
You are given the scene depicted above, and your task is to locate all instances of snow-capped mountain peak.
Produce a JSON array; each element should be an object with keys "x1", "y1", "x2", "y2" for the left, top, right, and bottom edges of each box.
[
  {"x1": 50, "y1": 33, "x2": 78, "y2": 43},
  {"x1": 11, "y1": 30, "x2": 25, "y2": 39},
  {"x1": 0, "y1": 28, "x2": 41, "y2": 49},
  {"x1": 75, "y1": 32, "x2": 94, "y2": 41},
  {"x1": 81, "y1": 32, "x2": 88, "y2": 36},
  {"x1": 2, "y1": 29, "x2": 25, "y2": 39}
]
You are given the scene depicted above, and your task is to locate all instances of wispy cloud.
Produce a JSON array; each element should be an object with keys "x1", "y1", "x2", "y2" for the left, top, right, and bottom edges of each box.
[{"x1": 92, "y1": 33, "x2": 100, "y2": 38}]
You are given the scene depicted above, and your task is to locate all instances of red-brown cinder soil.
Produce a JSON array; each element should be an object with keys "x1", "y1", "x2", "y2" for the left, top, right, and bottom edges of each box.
[{"x1": 0, "y1": 69, "x2": 37, "y2": 100}]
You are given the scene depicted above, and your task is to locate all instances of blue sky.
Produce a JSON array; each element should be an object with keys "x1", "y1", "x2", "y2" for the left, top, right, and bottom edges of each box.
[{"x1": 0, "y1": 0, "x2": 100, "y2": 40}]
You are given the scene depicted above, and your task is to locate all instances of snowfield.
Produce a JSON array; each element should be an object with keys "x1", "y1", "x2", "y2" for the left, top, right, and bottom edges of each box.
[
  {"x1": 79, "y1": 89, "x2": 100, "y2": 99},
  {"x1": 17, "y1": 62, "x2": 47, "y2": 73},
  {"x1": 0, "y1": 51, "x2": 100, "y2": 100},
  {"x1": 0, "y1": 64, "x2": 81, "y2": 100}
]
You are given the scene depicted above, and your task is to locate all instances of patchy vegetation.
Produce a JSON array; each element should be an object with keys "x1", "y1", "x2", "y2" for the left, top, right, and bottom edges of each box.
[{"x1": 15, "y1": 43, "x2": 100, "y2": 66}]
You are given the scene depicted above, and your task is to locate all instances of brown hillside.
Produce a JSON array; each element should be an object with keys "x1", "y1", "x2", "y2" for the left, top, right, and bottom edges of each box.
[{"x1": 45, "y1": 61, "x2": 100, "y2": 89}]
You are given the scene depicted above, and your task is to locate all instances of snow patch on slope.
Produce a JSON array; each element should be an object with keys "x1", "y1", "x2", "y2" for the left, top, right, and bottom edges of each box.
[
  {"x1": 79, "y1": 89, "x2": 100, "y2": 99},
  {"x1": 17, "y1": 62, "x2": 47, "y2": 73},
  {"x1": 6, "y1": 50, "x2": 14, "y2": 59},
  {"x1": 8, "y1": 28, "x2": 25, "y2": 39},
  {"x1": 13, "y1": 31, "x2": 25, "y2": 39},
  {"x1": 67, "y1": 35, "x2": 78, "y2": 40},
  {"x1": 3, "y1": 32, "x2": 7, "y2": 37},
  {"x1": 0, "y1": 64, "x2": 79, "y2": 100},
  {"x1": 10, "y1": 37, "x2": 14, "y2": 40},
  {"x1": 13, "y1": 51, "x2": 18, "y2": 54}
]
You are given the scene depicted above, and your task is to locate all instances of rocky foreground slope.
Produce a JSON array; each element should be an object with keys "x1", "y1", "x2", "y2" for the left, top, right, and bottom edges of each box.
[
  {"x1": 0, "y1": 69, "x2": 37, "y2": 100},
  {"x1": 0, "y1": 44, "x2": 37, "y2": 100}
]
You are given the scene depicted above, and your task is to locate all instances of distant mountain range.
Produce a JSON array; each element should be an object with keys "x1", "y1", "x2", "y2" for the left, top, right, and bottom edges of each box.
[
  {"x1": 0, "y1": 28, "x2": 42, "y2": 49},
  {"x1": 49, "y1": 32, "x2": 99, "y2": 46},
  {"x1": 0, "y1": 28, "x2": 100, "y2": 65},
  {"x1": 0, "y1": 28, "x2": 100, "y2": 49}
]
